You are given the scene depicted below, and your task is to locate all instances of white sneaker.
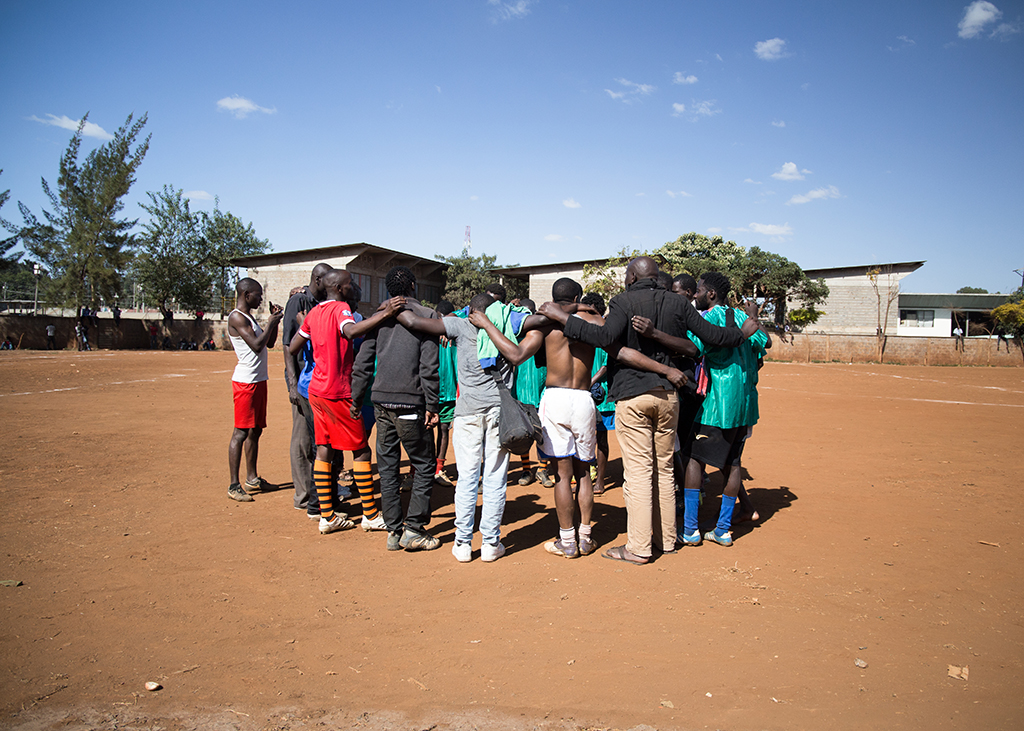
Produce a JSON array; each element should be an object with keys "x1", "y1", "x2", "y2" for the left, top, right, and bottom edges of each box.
[
  {"x1": 361, "y1": 513, "x2": 387, "y2": 531},
  {"x1": 452, "y1": 542, "x2": 472, "y2": 563},
  {"x1": 481, "y1": 542, "x2": 505, "y2": 562},
  {"x1": 319, "y1": 514, "x2": 353, "y2": 534}
]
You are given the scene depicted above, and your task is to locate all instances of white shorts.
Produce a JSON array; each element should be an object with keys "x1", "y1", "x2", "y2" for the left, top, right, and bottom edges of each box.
[{"x1": 537, "y1": 387, "x2": 597, "y2": 462}]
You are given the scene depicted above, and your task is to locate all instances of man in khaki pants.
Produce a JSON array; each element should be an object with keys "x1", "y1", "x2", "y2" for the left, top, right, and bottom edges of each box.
[{"x1": 540, "y1": 257, "x2": 758, "y2": 564}]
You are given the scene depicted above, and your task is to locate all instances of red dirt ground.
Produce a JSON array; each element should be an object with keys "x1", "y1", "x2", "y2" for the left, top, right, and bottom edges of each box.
[{"x1": 1, "y1": 350, "x2": 1022, "y2": 730}]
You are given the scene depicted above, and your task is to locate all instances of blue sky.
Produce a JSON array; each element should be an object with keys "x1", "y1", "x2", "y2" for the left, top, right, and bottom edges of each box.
[{"x1": 2, "y1": 1, "x2": 1022, "y2": 294}]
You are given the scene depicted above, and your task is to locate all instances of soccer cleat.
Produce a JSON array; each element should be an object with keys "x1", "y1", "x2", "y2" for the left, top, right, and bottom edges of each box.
[
  {"x1": 319, "y1": 514, "x2": 354, "y2": 534},
  {"x1": 386, "y1": 531, "x2": 403, "y2": 551},
  {"x1": 535, "y1": 468, "x2": 554, "y2": 488},
  {"x1": 518, "y1": 470, "x2": 536, "y2": 486},
  {"x1": 679, "y1": 530, "x2": 702, "y2": 546},
  {"x1": 703, "y1": 529, "x2": 733, "y2": 547},
  {"x1": 544, "y1": 539, "x2": 579, "y2": 559},
  {"x1": 361, "y1": 514, "x2": 387, "y2": 531},
  {"x1": 434, "y1": 470, "x2": 454, "y2": 487},
  {"x1": 400, "y1": 527, "x2": 441, "y2": 551},
  {"x1": 451, "y1": 542, "x2": 472, "y2": 563},
  {"x1": 228, "y1": 484, "x2": 254, "y2": 502},
  {"x1": 481, "y1": 542, "x2": 506, "y2": 562}
]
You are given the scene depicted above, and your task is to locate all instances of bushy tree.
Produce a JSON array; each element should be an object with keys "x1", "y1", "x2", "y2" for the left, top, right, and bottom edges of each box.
[
  {"x1": 436, "y1": 247, "x2": 525, "y2": 307},
  {"x1": 16, "y1": 113, "x2": 149, "y2": 310},
  {"x1": 135, "y1": 186, "x2": 269, "y2": 317},
  {"x1": 655, "y1": 233, "x2": 743, "y2": 280},
  {"x1": 0, "y1": 170, "x2": 23, "y2": 272},
  {"x1": 957, "y1": 286, "x2": 989, "y2": 294},
  {"x1": 582, "y1": 246, "x2": 645, "y2": 300}
]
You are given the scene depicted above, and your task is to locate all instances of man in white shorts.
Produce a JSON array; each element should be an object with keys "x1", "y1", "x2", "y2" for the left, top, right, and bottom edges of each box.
[{"x1": 472, "y1": 278, "x2": 685, "y2": 559}]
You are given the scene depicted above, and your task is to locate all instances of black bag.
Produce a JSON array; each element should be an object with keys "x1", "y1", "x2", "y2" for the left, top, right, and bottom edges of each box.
[{"x1": 488, "y1": 368, "x2": 542, "y2": 454}]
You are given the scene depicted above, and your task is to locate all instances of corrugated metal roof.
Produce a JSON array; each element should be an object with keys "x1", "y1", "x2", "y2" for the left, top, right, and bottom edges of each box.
[{"x1": 898, "y1": 293, "x2": 1009, "y2": 310}]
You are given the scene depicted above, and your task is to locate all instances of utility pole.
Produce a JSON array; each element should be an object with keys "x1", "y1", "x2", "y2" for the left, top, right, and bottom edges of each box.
[
  {"x1": 1014, "y1": 268, "x2": 1024, "y2": 291},
  {"x1": 33, "y1": 263, "x2": 40, "y2": 315}
]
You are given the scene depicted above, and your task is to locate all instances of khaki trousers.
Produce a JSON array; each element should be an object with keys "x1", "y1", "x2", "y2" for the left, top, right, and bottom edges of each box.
[{"x1": 615, "y1": 388, "x2": 680, "y2": 557}]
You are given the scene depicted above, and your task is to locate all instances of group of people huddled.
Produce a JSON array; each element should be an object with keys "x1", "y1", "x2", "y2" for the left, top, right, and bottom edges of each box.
[{"x1": 224, "y1": 255, "x2": 769, "y2": 564}]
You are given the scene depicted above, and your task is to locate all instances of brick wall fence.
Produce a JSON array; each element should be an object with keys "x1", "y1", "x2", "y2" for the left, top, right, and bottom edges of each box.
[
  {"x1": 4, "y1": 314, "x2": 1023, "y2": 367},
  {"x1": 767, "y1": 332, "x2": 1023, "y2": 367},
  {"x1": 0, "y1": 314, "x2": 233, "y2": 351}
]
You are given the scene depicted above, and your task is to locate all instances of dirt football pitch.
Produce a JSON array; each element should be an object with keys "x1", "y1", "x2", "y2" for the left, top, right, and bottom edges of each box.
[{"x1": 1, "y1": 350, "x2": 1022, "y2": 730}]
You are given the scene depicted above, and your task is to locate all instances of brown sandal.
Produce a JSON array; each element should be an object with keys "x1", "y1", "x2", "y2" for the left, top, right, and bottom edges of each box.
[{"x1": 602, "y1": 545, "x2": 648, "y2": 565}]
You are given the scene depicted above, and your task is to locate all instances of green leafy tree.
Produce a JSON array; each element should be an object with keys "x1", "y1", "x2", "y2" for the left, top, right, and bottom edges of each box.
[
  {"x1": 655, "y1": 233, "x2": 744, "y2": 281},
  {"x1": 16, "y1": 113, "x2": 149, "y2": 311},
  {"x1": 0, "y1": 170, "x2": 23, "y2": 272},
  {"x1": 436, "y1": 247, "x2": 525, "y2": 307},
  {"x1": 956, "y1": 286, "x2": 989, "y2": 294},
  {"x1": 135, "y1": 186, "x2": 269, "y2": 317},
  {"x1": 582, "y1": 246, "x2": 645, "y2": 300},
  {"x1": 991, "y1": 292, "x2": 1024, "y2": 363},
  {"x1": 657, "y1": 233, "x2": 828, "y2": 326}
]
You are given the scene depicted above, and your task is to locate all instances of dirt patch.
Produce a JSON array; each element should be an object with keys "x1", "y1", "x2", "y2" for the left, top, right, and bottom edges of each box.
[{"x1": 1, "y1": 351, "x2": 1022, "y2": 730}]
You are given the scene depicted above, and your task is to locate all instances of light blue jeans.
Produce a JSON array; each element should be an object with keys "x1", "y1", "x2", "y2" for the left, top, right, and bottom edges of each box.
[{"x1": 452, "y1": 406, "x2": 510, "y2": 545}]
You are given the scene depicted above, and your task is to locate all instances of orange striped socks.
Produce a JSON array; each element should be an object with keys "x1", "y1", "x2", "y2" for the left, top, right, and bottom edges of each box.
[
  {"x1": 314, "y1": 459, "x2": 334, "y2": 521},
  {"x1": 353, "y1": 460, "x2": 379, "y2": 520}
]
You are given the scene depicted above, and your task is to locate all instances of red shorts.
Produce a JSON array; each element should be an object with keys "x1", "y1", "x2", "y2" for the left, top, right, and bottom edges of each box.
[
  {"x1": 309, "y1": 394, "x2": 367, "y2": 451},
  {"x1": 233, "y1": 380, "x2": 268, "y2": 429}
]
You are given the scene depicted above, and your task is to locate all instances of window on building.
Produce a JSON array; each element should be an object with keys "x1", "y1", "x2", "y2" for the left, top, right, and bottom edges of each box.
[
  {"x1": 422, "y1": 285, "x2": 441, "y2": 304},
  {"x1": 899, "y1": 309, "x2": 934, "y2": 327},
  {"x1": 379, "y1": 277, "x2": 389, "y2": 304},
  {"x1": 351, "y1": 273, "x2": 371, "y2": 302}
]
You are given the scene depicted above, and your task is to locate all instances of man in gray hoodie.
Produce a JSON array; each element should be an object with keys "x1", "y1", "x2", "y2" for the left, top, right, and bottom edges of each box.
[{"x1": 351, "y1": 266, "x2": 441, "y2": 552}]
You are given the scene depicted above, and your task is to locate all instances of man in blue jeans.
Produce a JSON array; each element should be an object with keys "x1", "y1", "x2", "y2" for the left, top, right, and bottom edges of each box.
[
  {"x1": 351, "y1": 266, "x2": 441, "y2": 551},
  {"x1": 396, "y1": 292, "x2": 528, "y2": 563}
]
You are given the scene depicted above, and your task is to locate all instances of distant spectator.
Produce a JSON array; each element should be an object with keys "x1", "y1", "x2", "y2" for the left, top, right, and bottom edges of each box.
[
  {"x1": 1, "y1": 337, "x2": 13, "y2": 350},
  {"x1": 202, "y1": 338, "x2": 216, "y2": 351},
  {"x1": 112, "y1": 306, "x2": 121, "y2": 326},
  {"x1": 45, "y1": 323, "x2": 56, "y2": 350},
  {"x1": 953, "y1": 325, "x2": 965, "y2": 352},
  {"x1": 195, "y1": 310, "x2": 204, "y2": 321},
  {"x1": 149, "y1": 323, "x2": 159, "y2": 349}
]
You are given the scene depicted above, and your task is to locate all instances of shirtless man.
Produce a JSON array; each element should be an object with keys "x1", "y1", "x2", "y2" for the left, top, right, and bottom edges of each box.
[{"x1": 471, "y1": 277, "x2": 686, "y2": 559}]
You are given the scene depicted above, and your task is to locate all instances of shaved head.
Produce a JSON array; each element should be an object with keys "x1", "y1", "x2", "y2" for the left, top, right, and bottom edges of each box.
[
  {"x1": 310, "y1": 263, "x2": 333, "y2": 300},
  {"x1": 625, "y1": 256, "x2": 659, "y2": 286}
]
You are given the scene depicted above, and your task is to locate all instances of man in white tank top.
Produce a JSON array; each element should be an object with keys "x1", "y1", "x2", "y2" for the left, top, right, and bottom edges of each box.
[{"x1": 227, "y1": 278, "x2": 283, "y2": 502}]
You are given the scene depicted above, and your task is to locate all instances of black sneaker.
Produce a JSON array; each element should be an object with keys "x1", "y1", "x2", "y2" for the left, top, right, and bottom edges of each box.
[{"x1": 228, "y1": 483, "x2": 254, "y2": 502}]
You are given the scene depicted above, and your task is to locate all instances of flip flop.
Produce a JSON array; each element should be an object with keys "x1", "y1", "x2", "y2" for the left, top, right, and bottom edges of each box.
[{"x1": 602, "y1": 545, "x2": 648, "y2": 565}]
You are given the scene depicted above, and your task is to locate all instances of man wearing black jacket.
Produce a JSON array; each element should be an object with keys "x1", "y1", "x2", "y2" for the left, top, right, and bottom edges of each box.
[
  {"x1": 539, "y1": 256, "x2": 757, "y2": 565},
  {"x1": 351, "y1": 266, "x2": 441, "y2": 552}
]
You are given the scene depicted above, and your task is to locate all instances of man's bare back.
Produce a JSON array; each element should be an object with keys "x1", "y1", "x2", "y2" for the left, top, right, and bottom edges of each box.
[{"x1": 544, "y1": 307, "x2": 604, "y2": 390}]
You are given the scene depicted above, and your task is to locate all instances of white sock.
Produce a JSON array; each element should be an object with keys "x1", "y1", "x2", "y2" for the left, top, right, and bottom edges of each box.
[
  {"x1": 559, "y1": 527, "x2": 576, "y2": 544},
  {"x1": 578, "y1": 523, "x2": 592, "y2": 539}
]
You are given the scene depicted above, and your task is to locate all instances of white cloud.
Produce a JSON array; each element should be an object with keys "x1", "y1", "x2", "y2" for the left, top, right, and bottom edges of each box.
[
  {"x1": 992, "y1": 20, "x2": 1022, "y2": 39},
  {"x1": 470, "y1": 195, "x2": 479, "y2": 201},
  {"x1": 787, "y1": 185, "x2": 840, "y2": 205},
  {"x1": 772, "y1": 120, "x2": 786, "y2": 127},
  {"x1": 771, "y1": 162, "x2": 811, "y2": 181},
  {"x1": 754, "y1": 38, "x2": 788, "y2": 60},
  {"x1": 888, "y1": 34, "x2": 916, "y2": 51},
  {"x1": 801, "y1": 82, "x2": 810, "y2": 91},
  {"x1": 958, "y1": 1, "x2": 1002, "y2": 38},
  {"x1": 544, "y1": 234, "x2": 564, "y2": 242},
  {"x1": 488, "y1": 0, "x2": 533, "y2": 22},
  {"x1": 749, "y1": 222, "x2": 793, "y2": 236},
  {"x1": 665, "y1": 190, "x2": 693, "y2": 198},
  {"x1": 743, "y1": 178, "x2": 762, "y2": 185},
  {"x1": 707, "y1": 227, "x2": 722, "y2": 234},
  {"x1": 436, "y1": 85, "x2": 442, "y2": 93},
  {"x1": 716, "y1": 53, "x2": 724, "y2": 62},
  {"x1": 605, "y1": 78, "x2": 656, "y2": 103},
  {"x1": 185, "y1": 190, "x2": 214, "y2": 201},
  {"x1": 673, "y1": 72, "x2": 698, "y2": 85},
  {"x1": 28, "y1": 114, "x2": 113, "y2": 140},
  {"x1": 563, "y1": 198, "x2": 581, "y2": 208},
  {"x1": 671, "y1": 103, "x2": 687, "y2": 116},
  {"x1": 635, "y1": 192, "x2": 646, "y2": 197},
  {"x1": 216, "y1": 95, "x2": 276, "y2": 119},
  {"x1": 692, "y1": 100, "x2": 721, "y2": 117}
]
